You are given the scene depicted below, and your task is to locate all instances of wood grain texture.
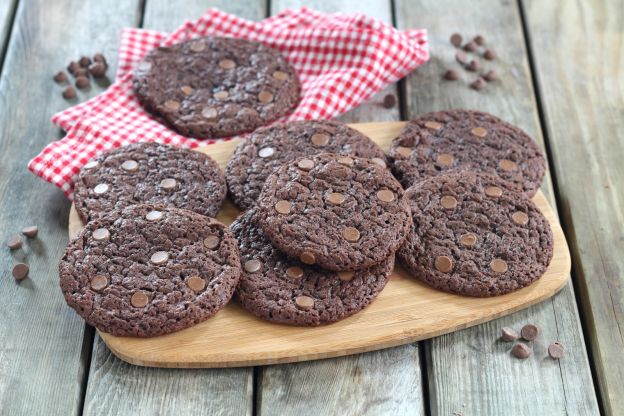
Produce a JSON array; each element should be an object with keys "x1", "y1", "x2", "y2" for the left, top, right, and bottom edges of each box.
[
  {"x1": 259, "y1": 2, "x2": 417, "y2": 415},
  {"x1": 80, "y1": 1, "x2": 262, "y2": 415},
  {"x1": 395, "y1": 0, "x2": 600, "y2": 414},
  {"x1": 522, "y1": 1, "x2": 623, "y2": 414},
  {"x1": 0, "y1": 0, "x2": 141, "y2": 415},
  {"x1": 68, "y1": 122, "x2": 570, "y2": 369}
]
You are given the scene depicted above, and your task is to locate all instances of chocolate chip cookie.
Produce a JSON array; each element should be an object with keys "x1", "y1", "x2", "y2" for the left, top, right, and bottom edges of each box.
[
  {"x1": 133, "y1": 36, "x2": 300, "y2": 138},
  {"x1": 231, "y1": 209, "x2": 393, "y2": 326},
  {"x1": 73, "y1": 142, "x2": 226, "y2": 223},
  {"x1": 256, "y1": 153, "x2": 412, "y2": 271},
  {"x1": 226, "y1": 120, "x2": 386, "y2": 209},
  {"x1": 398, "y1": 171, "x2": 553, "y2": 297},
  {"x1": 388, "y1": 109, "x2": 546, "y2": 196},
  {"x1": 60, "y1": 204, "x2": 241, "y2": 337}
]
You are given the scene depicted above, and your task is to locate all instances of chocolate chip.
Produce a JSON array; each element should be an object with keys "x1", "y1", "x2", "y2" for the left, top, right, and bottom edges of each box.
[
  {"x1": 272, "y1": 71, "x2": 288, "y2": 80},
  {"x1": 21, "y1": 226, "x2": 38, "y2": 238},
  {"x1": 511, "y1": 343, "x2": 532, "y2": 359},
  {"x1": 396, "y1": 146, "x2": 412, "y2": 157},
  {"x1": 67, "y1": 61, "x2": 80, "y2": 75},
  {"x1": 7, "y1": 235, "x2": 22, "y2": 250},
  {"x1": 190, "y1": 42, "x2": 205, "y2": 52},
  {"x1": 464, "y1": 41, "x2": 478, "y2": 52},
  {"x1": 471, "y1": 126, "x2": 488, "y2": 137},
  {"x1": 440, "y1": 195, "x2": 458, "y2": 209},
  {"x1": 474, "y1": 35, "x2": 486, "y2": 45},
  {"x1": 75, "y1": 76, "x2": 90, "y2": 89},
  {"x1": 300, "y1": 252, "x2": 316, "y2": 265},
  {"x1": 435, "y1": 256, "x2": 453, "y2": 273},
  {"x1": 244, "y1": 259, "x2": 262, "y2": 273},
  {"x1": 521, "y1": 324, "x2": 539, "y2": 341},
  {"x1": 274, "y1": 200, "x2": 292, "y2": 214},
  {"x1": 485, "y1": 186, "x2": 502, "y2": 197},
  {"x1": 214, "y1": 91, "x2": 229, "y2": 100},
  {"x1": 377, "y1": 189, "x2": 395, "y2": 203},
  {"x1": 73, "y1": 68, "x2": 89, "y2": 78},
  {"x1": 93, "y1": 183, "x2": 109, "y2": 194},
  {"x1": 295, "y1": 295, "x2": 314, "y2": 310},
  {"x1": 79, "y1": 56, "x2": 92, "y2": 67},
  {"x1": 89, "y1": 62, "x2": 107, "y2": 78},
  {"x1": 53, "y1": 71, "x2": 68, "y2": 83},
  {"x1": 444, "y1": 69, "x2": 460, "y2": 81},
  {"x1": 310, "y1": 133, "x2": 330, "y2": 147},
  {"x1": 499, "y1": 159, "x2": 517, "y2": 171},
  {"x1": 286, "y1": 266, "x2": 304, "y2": 279},
  {"x1": 455, "y1": 51, "x2": 468, "y2": 64},
  {"x1": 512, "y1": 211, "x2": 529, "y2": 226},
  {"x1": 459, "y1": 233, "x2": 477, "y2": 247},
  {"x1": 450, "y1": 33, "x2": 463, "y2": 47},
  {"x1": 131, "y1": 292, "x2": 149, "y2": 308},
  {"x1": 548, "y1": 341, "x2": 565, "y2": 359},
  {"x1": 483, "y1": 70, "x2": 497, "y2": 82},
  {"x1": 371, "y1": 158, "x2": 387, "y2": 168},
  {"x1": 437, "y1": 153, "x2": 454, "y2": 166},
  {"x1": 12, "y1": 263, "x2": 29, "y2": 281},
  {"x1": 383, "y1": 93, "x2": 397, "y2": 108},
  {"x1": 150, "y1": 251, "x2": 169, "y2": 265},
  {"x1": 297, "y1": 159, "x2": 314, "y2": 170},
  {"x1": 93, "y1": 53, "x2": 107, "y2": 65},
  {"x1": 327, "y1": 192, "x2": 346, "y2": 205},
  {"x1": 90, "y1": 275, "x2": 108, "y2": 291},
  {"x1": 219, "y1": 59, "x2": 236, "y2": 69},
  {"x1": 466, "y1": 60, "x2": 480, "y2": 72},
  {"x1": 62, "y1": 86, "x2": 77, "y2": 99},
  {"x1": 470, "y1": 78, "x2": 486, "y2": 91},
  {"x1": 501, "y1": 327, "x2": 519, "y2": 341},
  {"x1": 490, "y1": 259, "x2": 508, "y2": 273},
  {"x1": 258, "y1": 91, "x2": 274, "y2": 103},
  {"x1": 484, "y1": 49, "x2": 497, "y2": 60},
  {"x1": 146, "y1": 210, "x2": 163, "y2": 221},
  {"x1": 338, "y1": 271, "x2": 355, "y2": 281},
  {"x1": 121, "y1": 159, "x2": 139, "y2": 172},
  {"x1": 342, "y1": 227, "x2": 361, "y2": 242},
  {"x1": 164, "y1": 100, "x2": 180, "y2": 111},
  {"x1": 159, "y1": 178, "x2": 177, "y2": 190},
  {"x1": 83, "y1": 160, "x2": 99, "y2": 169},
  {"x1": 180, "y1": 85, "x2": 193, "y2": 95},
  {"x1": 203, "y1": 235, "x2": 220, "y2": 249},
  {"x1": 425, "y1": 121, "x2": 443, "y2": 130},
  {"x1": 92, "y1": 228, "x2": 110, "y2": 241},
  {"x1": 187, "y1": 276, "x2": 206, "y2": 292},
  {"x1": 201, "y1": 106, "x2": 218, "y2": 119},
  {"x1": 258, "y1": 147, "x2": 274, "y2": 158}
]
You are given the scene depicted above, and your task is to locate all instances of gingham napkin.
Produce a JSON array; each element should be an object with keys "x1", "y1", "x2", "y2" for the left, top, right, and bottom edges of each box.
[{"x1": 29, "y1": 8, "x2": 429, "y2": 197}]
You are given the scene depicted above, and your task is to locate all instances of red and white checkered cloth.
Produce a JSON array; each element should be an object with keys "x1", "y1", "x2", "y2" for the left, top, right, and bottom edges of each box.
[{"x1": 29, "y1": 8, "x2": 429, "y2": 197}]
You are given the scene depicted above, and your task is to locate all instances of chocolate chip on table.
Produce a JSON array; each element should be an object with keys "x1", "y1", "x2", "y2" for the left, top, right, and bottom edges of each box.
[
  {"x1": 455, "y1": 51, "x2": 468, "y2": 65},
  {"x1": 73, "y1": 67, "x2": 89, "y2": 78},
  {"x1": 511, "y1": 343, "x2": 532, "y2": 359},
  {"x1": 474, "y1": 35, "x2": 486, "y2": 45},
  {"x1": 62, "y1": 86, "x2": 77, "y2": 99},
  {"x1": 79, "y1": 56, "x2": 92, "y2": 67},
  {"x1": 521, "y1": 324, "x2": 539, "y2": 341},
  {"x1": 12, "y1": 263, "x2": 29, "y2": 281},
  {"x1": 89, "y1": 62, "x2": 107, "y2": 78},
  {"x1": 75, "y1": 76, "x2": 90, "y2": 89},
  {"x1": 383, "y1": 93, "x2": 397, "y2": 108},
  {"x1": 93, "y1": 53, "x2": 107, "y2": 65},
  {"x1": 67, "y1": 61, "x2": 81, "y2": 75},
  {"x1": 484, "y1": 49, "x2": 497, "y2": 60},
  {"x1": 470, "y1": 78, "x2": 486, "y2": 90},
  {"x1": 483, "y1": 70, "x2": 497, "y2": 82},
  {"x1": 464, "y1": 41, "x2": 478, "y2": 52},
  {"x1": 7, "y1": 235, "x2": 22, "y2": 250},
  {"x1": 22, "y1": 226, "x2": 38, "y2": 238},
  {"x1": 466, "y1": 60, "x2": 480, "y2": 72},
  {"x1": 450, "y1": 33, "x2": 463, "y2": 47},
  {"x1": 444, "y1": 69, "x2": 460, "y2": 81},
  {"x1": 548, "y1": 341, "x2": 565, "y2": 359},
  {"x1": 501, "y1": 327, "x2": 519, "y2": 341},
  {"x1": 53, "y1": 71, "x2": 68, "y2": 83}
]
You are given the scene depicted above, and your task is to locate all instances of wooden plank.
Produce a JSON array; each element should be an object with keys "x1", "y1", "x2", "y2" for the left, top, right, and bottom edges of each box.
[
  {"x1": 257, "y1": 1, "x2": 424, "y2": 415},
  {"x1": 521, "y1": 1, "x2": 623, "y2": 414},
  {"x1": 0, "y1": 0, "x2": 17, "y2": 67},
  {"x1": 0, "y1": 0, "x2": 141, "y2": 414},
  {"x1": 81, "y1": 1, "x2": 263, "y2": 415},
  {"x1": 395, "y1": 0, "x2": 600, "y2": 414}
]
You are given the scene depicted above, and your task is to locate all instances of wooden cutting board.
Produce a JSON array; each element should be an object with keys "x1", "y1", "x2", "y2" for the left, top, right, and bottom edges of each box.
[{"x1": 67, "y1": 121, "x2": 571, "y2": 368}]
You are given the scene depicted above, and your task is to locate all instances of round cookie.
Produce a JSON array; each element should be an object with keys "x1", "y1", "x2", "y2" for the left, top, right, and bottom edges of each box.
[
  {"x1": 231, "y1": 209, "x2": 393, "y2": 326},
  {"x1": 256, "y1": 153, "x2": 412, "y2": 271},
  {"x1": 59, "y1": 204, "x2": 241, "y2": 337},
  {"x1": 397, "y1": 171, "x2": 553, "y2": 297},
  {"x1": 226, "y1": 120, "x2": 387, "y2": 209},
  {"x1": 133, "y1": 36, "x2": 300, "y2": 138},
  {"x1": 388, "y1": 109, "x2": 546, "y2": 196},
  {"x1": 74, "y1": 142, "x2": 226, "y2": 223}
]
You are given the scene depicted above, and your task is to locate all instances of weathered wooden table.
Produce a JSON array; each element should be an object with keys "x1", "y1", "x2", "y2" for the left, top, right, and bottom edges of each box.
[{"x1": 0, "y1": 0, "x2": 619, "y2": 415}]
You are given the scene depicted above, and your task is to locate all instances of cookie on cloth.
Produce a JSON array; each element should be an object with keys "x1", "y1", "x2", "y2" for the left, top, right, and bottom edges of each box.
[
  {"x1": 225, "y1": 120, "x2": 386, "y2": 209},
  {"x1": 256, "y1": 153, "x2": 411, "y2": 271},
  {"x1": 132, "y1": 36, "x2": 300, "y2": 138},
  {"x1": 59, "y1": 204, "x2": 241, "y2": 337},
  {"x1": 73, "y1": 142, "x2": 226, "y2": 223},
  {"x1": 397, "y1": 171, "x2": 553, "y2": 297},
  {"x1": 387, "y1": 109, "x2": 546, "y2": 196},
  {"x1": 231, "y1": 209, "x2": 393, "y2": 326}
]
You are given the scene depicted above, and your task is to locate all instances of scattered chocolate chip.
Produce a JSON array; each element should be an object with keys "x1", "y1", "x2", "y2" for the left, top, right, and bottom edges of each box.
[
  {"x1": 297, "y1": 159, "x2": 314, "y2": 171},
  {"x1": 164, "y1": 100, "x2": 180, "y2": 111},
  {"x1": 300, "y1": 252, "x2": 316, "y2": 265},
  {"x1": 511, "y1": 343, "x2": 532, "y2": 359},
  {"x1": 295, "y1": 295, "x2": 314, "y2": 310},
  {"x1": 203, "y1": 235, "x2": 220, "y2": 249},
  {"x1": 484, "y1": 49, "x2": 497, "y2": 60},
  {"x1": 470, "y1": 78, "x2": 486, "y2": 90},
  {"x1": 371, "y1": 158, "x2": 387, "y2": 168},
  {"x1": 244, "y1": 259, "x2": 262, "y2": 273},
  {"x1": 548, "y1": 341, "x2": 565, "y2": 359},
  {"x1": 92, "y1": 228, "x2": 110, "y2": 241},
  {"x1": 62, "y1": 86, "x2": 77, "y2": 99},
  {"x1": 73, "y1": 68, "x2": 89, "y2": 78},
  {"x1": 383, "y1": 93, "x2": 397, "y2": 108},
  {"x1": 12, "y1": 263, "x2": 29, "y2": 281},
  {"x1": 272, "y1": 71, "x2": 288, "y2": 80},
  {"x1": 377, "y1": 189, "x2": 395, "y2": 203},
  {"x1": 131, "y1": 292, "x2": 149, "y2": 308},
  {"x1": 471, "y1": 127, "x2": 488, "y2": 137},
  {"x1": 53, "y1": 71, "x2": 68, "y2": 83},
  {"x1": 327, "y1": 192, "x2": 346, "y2": 205},
  {"x1": 219, "y1": 59, "x2": 236, "y2": 69},
  {"x1": 187, "y1": 276, "x2": 206, "y2": 292},
  {"x1": 483, "y1": 70, "x2": 497, "y2": 82},
  {"x1": 89, "y1": 62, "x2": 107, "y2": 78},
  {"x1": 67, "y1": 61, "x2": 80, "y2": 75},
  {"x1": 444, "y1": 69, "x2": 460, "y2": 81},
  {"x1": 474, "y1": 35, "x2": 486, "y2": 45},
  {"x1": 342, "y1": 227, "x2": 361, "y2": 242},
  {"x1": 521, "y1": 324, "x2": 539, "y2": 341},
  {"x1": 75, "y1": 76, "x2": 90, "y2": 89},
  {"x1": 93, "y1": 53, "x2": 107, "y2": 65},
  {"x1": 180, "y1": 85, "x2": 193, "y2": 95},
  {"x1": 214, "y1": 90, "x2": 229, "y2": 100},
  {"x1": 150, "y1": 251, "x2": 169, "y2": 265},
  {"x1": 338, "y1": 271, "x2": 355, "y2": 281},
  {"x1": 90, "y1": 275, "x2": 108, "y2": 291},
  {"x1": 93, "y1": 183, "x2": 109, "y2": 194},
  {"x1": 425, "y1": 121, "x2": 443, "y2": 130},
  {"x1": 499, "y1": 159, "x2": 518, "y2": 171},
  {"x1": 485, "y1": 186, "x2": 503, "y2": 197},
  {"x1": 435, "y1": 255, "x2": 453, "y2": 273},
  {"x1": 159, "y1": 178, "x2": 177, "y2": 190},
  {"x1": 274, "y1": 200, "x2": 292, "y2": 214},
  {"x1": 79, "y1": 56, "x2": 92, "y2": 67},
  {"x1": 437, "y1": 153, "x2": 454, "y2": 166},
  {"x1": 396, "y1": 146, "x2": 412, "y2": 157},
  {"x1": 201, "y1": 106, "x2": 218, "y2": 120},
  {"x1": 121, "y1": 159, "x2": 139, "y2": 172},
  {"x1": 455, "y1": 51, "x2": 468, "y2": 64},
  {"x1": 512, "y1": 211, "x2": 529, "y2": 226},
  {"x1": 258, "y1": 91, "x2": 273, "y2": 103},
  {"x1": 258, "y1": 147, "x2": 274, "y2": 158},
  {"x1": 450, "y1": 33, "x2": 463, "y2": 47},
  {"x1": 7, "y1": 235, "x2": 22, "y2": 250},
  {"x1": 440, "y1": 195, "x2": 458, "y2": 209},
  {"x1": 501, "y1": 327, "x2": 519, "y2": 341},
  {"x1": 286, "y1": 266, "x2": 304, "y2": 279},
  {"x1": 459, "y1": 233, "x2": 477, "y2": 247},
  {"x1": 490, "y1": 259, "x2": 508, "y2": 273},
  {"x1": 466, "y1": 60, "x2": 481, "y2": 72},
  {"x1": 22, "y1": 226, "x2": 38, "y2": 238},
  {"x1": 464, "y1": 41, "x2": 478, "y2": 52},
  {"x1": 310, "y1": 133, "x2": 330, "y2": 147}
]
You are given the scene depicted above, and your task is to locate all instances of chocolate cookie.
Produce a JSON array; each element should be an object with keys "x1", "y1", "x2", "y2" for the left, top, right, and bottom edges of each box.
[
  {"x1": 73, "y1": 142, "x2": 226, "y2": 223},
  {"x1": 398, "y1": 172, "x2": 553, "y2": 297},
  {"x1": 59, "y1": 204, "x2": 241, "y2": 337},
  {"x1": 226, "y1": 120, "x2": 386, "y2": 209},
  {"x1": 133, "y1": 36, "x2": 300, "y2": 138},
  {"x1": 231, "y1": 209, "x2": 393, "y2": 326},
  {"x1": 256, "y1": 153, "x2": 412, "y2": 271},
  {"x1": 388, "y1": 110, "x2": 546, "y2": 196}
]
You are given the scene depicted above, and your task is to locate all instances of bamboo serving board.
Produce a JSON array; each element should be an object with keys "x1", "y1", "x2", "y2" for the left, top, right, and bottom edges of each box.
[{"x1": 67, "y1": 121, "x2": 571, "y2": 368}]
